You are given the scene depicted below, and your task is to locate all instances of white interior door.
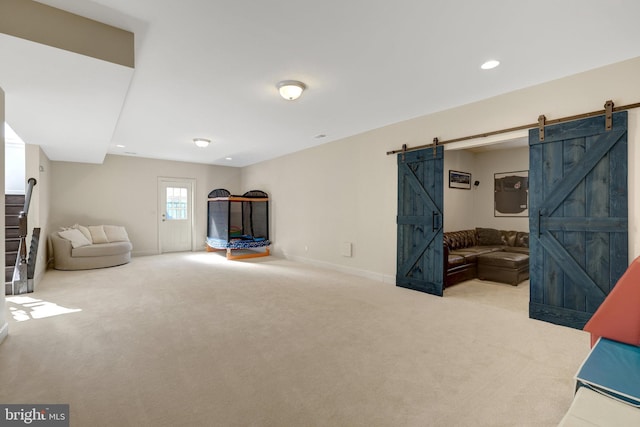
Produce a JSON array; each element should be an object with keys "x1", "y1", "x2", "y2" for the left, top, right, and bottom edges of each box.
[{"x1": 159, "y1": 178, "x2": 194, "y2": 253}]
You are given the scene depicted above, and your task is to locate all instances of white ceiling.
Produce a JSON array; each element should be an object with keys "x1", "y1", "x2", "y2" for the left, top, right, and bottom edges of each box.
[{"x1": 3, "y1": 0, "x2": 640, "y2": 167}]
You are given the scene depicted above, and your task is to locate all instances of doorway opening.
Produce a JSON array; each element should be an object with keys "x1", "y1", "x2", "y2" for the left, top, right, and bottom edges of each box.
[{"x1": 442, "y1": 133, "x2": 530, "y2": 312}]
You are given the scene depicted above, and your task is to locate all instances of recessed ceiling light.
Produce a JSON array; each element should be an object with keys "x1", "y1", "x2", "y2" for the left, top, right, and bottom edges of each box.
[
  {"x1": 193, "y1": 138, "x2": 211, "y2": 148},
  {"x1": 225, "y1": 157, "x2": 232, "y2": 161},
  {"x1": 116, "y1": 144, "x2": 125, "y2": 148},
  {"x1": 481, "y1": 60, "x2": 500, "y2": 70}
]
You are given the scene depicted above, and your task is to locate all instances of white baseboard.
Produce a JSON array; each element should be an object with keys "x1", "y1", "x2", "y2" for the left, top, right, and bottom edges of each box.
[
  {"x1": 283, "y1": 253, "x2": 395, "y2": 285},
  {"x1": 132, "y1": 250, "x2": 159, "y2": 257},
  {"x1": 0, "y1": 321, "x2": 8, "y2": 345}
]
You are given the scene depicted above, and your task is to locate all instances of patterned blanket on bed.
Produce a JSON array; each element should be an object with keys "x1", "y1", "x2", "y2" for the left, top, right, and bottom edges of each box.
[{"x1": 207, "y1": 237, "x2": 271, "y2": 249}]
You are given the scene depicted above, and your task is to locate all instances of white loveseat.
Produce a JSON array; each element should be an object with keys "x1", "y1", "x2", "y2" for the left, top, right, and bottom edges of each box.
[{"x1": 50, "y1": 224, "x2": 132, "y2": 270}]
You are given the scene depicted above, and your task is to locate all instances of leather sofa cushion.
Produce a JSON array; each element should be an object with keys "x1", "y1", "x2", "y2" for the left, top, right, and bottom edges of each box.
[
  {"x1": 462, "y1": 253, "x2": 480, "y2": 263},
  {"x1": 476, "y1": 227, "x2": 503, "y2": 245},
  {"x1": 451, "y1": 246, "x2": 503, "y2": 255},
  {"x1": 504, "y1": 246, "x2": 530, "y2": 254},
  {"x1": 449, "y1": 250, "x2": 479, "y2": 263},
  {"x1": 477, "y1": 251, "x2": 529, "y2": 268},
  {"x1": 448, "y1": 254, "x2": 466, "y2": 267},
  {"x1": 445, "y1": 229, "x2": 529, "y2": 250},
  {"x1": 451, "y1": 247, "x2": 504, "y2": 264},
  {"x1": 443, "y1": 230, "x2": 477, "y2": 250}
]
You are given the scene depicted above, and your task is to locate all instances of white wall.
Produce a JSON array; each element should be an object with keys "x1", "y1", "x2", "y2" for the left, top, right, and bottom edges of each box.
[
  {"x1": 442, "y1": 146, "x2": 529, "y2": 232},
  {"x1": 472, "y1": 147, "x2": 529, "y2": 232},
  {"x1": 1, "y1": 87, "x2": 7, "y2": 344},
  {"x1": 242, "y1": 56, "x2": 640, "y2": 281},
  {"x1": 443, "y1": 150, "x2": 476, "y2": 231},
  {"x1": 50, "y1": 155, "x2": 241, "y2": 256},
  {"x1": 241, "y1": 126, "x2": 397, "y2": 282}
]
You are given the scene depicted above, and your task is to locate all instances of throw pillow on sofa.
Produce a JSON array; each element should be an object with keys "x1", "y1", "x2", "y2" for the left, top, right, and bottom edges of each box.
[
  {"x1": 501, "y1": 230, "x2": 518, "y2": 246},
  {"x1": 61, "y1": 224, "x2": 130, "y2": 244},
  {"x1": 103, "y1": 225, "x2": 130, "y2": 242},
  {"x1": 476, "y1": 227, "x2": 503, "y2": 246},
  {"x1": 58, "y1": 229, "x2": 92, "y2": 248},
  {"x1": 88, "y1": 225, "x2": 109, "y2": 244},
  {"x1": 515, "y1": 231, "x2": 529, "y2": 248},
  {"x1": 75, "y1": 224, "x2": 92, "y2": 242}
]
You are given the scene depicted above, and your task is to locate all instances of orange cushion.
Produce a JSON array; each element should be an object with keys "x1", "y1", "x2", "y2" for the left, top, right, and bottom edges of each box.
[{"x1": 583, "y1": 256, "x2": 640, "y2": 347}]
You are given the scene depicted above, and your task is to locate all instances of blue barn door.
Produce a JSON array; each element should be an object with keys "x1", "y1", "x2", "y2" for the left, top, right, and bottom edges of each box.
[
  {"x1": 529, "y1": 111, "x2": 628, "y2": 329},
  {"x1": 396, "y1": 147, "x2": 444, "y2": 296}
]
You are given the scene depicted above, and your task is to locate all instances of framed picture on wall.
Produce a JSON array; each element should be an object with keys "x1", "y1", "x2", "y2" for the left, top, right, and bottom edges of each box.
[
  {"x1": 449, "y1": 170, "x2": 472, "y2": 190},
  {"x1": 494, "y1": 170, "x2": 529, "y2": 217}
]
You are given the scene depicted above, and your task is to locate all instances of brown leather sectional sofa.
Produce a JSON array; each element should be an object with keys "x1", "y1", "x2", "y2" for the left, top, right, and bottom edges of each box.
[{"x1": 443, "y1": 228, "x2": 529, "y2": 288}]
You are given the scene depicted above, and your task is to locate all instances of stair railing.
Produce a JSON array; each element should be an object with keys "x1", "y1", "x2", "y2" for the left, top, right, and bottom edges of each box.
[{"x1": 12, "y1": 178, "x2": 37, "y2": 294}]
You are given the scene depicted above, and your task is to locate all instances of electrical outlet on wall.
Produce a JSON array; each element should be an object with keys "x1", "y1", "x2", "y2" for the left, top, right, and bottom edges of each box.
[{"x1": 341, "y1": 242, "x2": 352, "y2": 257}]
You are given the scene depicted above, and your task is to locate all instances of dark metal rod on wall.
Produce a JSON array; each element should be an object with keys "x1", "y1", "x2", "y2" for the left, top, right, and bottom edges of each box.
[{"x1": 386, "y1": 101, "x2": 640, "y2": 156}]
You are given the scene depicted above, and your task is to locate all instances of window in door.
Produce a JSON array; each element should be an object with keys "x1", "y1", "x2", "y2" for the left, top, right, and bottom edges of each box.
[{"x1": 166, "y1": 187, "x2": 188, "y2": 220}]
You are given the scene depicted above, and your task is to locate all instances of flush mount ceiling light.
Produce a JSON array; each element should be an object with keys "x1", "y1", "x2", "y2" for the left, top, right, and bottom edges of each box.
[
  {"x1": 193, "y1": 138, "x2": 211, "y2": 148},
  {"x1": 276, "y1": 80, "x2": 306, "y2": 100},
  {"x1": 481, "y1": 59, "x2": 500, "y2": 70}
]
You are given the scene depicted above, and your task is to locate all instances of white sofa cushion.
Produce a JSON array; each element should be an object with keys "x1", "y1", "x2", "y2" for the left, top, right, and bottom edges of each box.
[
  {"x1": 75, "y1": 224, "x2": 92, "y2": 243},
  {"x1": 103, "y1": 225, "x2": 130, "y2": 242},
  {"x1": 72, "y1": 241, "x2": 133, "y2": 258},
  {"x1": 58, "y1": 229, "x2": 92, "y2": 248},
  {"x1": 88, "y1": 225, "x2": 109, "y2": 244}
]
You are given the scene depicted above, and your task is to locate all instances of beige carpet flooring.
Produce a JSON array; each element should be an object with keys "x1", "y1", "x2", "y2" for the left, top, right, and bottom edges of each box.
[{"x1": 0, "y1": 253, "x2": 591, "y2": 426}]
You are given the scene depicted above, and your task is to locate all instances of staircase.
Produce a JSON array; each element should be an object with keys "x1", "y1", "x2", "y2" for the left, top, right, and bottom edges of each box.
[{"x1": 5, "y1": 194, "x2": 25, "y2": 295}]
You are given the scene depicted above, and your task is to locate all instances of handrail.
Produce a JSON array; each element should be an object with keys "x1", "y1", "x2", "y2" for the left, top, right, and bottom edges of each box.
[
  {"x1": 12, "y1": 177, "x2": 37, "y2": 294},
  {"x1": 18, "y1": 178, "x2": 37, "y2": 264},
  {"x1": 22, "y1": 177, "x2": 37, "y2": 215}
]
